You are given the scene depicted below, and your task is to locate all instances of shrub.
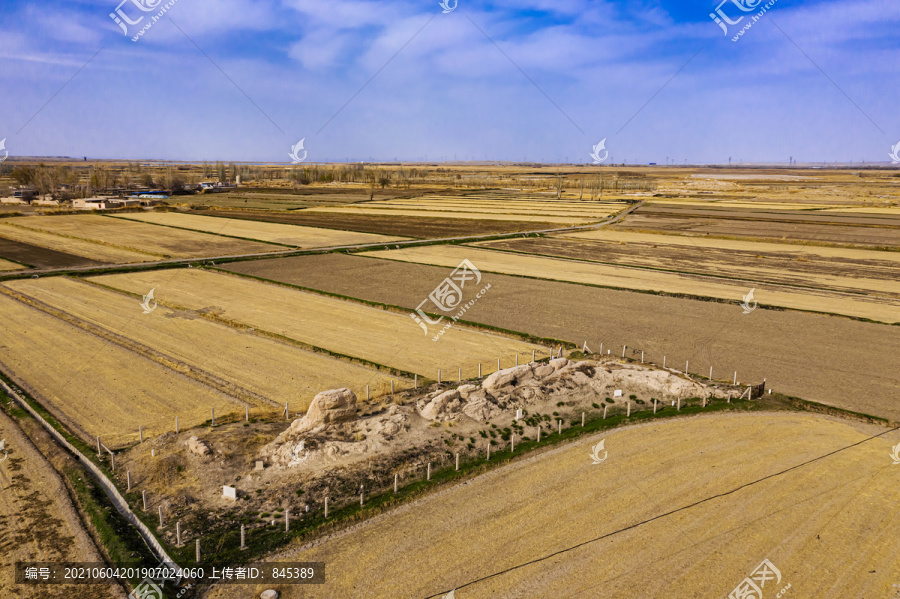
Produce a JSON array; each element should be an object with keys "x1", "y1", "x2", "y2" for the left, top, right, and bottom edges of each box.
[
  {"x1": 479, "y1": 430, "x2": 488, "y2": 438},
  {"x1": 629, "y1": 394, "x2": 637, "y2": 400},
  {"x1": 592, "y1": 403, "x2": 600, "y2": 409}
]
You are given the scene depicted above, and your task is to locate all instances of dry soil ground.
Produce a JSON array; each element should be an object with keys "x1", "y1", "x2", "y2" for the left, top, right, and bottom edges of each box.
[
  {"x1": 204, "y1": 412, "x2": 900, "y2": 599},
  {"x1": 0, "y1": 408, "x2": 120, "y2": 598}
]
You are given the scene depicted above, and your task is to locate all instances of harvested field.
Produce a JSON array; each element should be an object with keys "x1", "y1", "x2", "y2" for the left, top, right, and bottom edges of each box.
[
  {"x1": 3, "y1": 215, "x2": 274, "y2": 260},
  {"x1": 0, "y1": 408, "x2": 119, "y2": 599},
  {"x1": 361, "y1": 245, "x2": 900, "y2": 324},
  {"x1": 300, "y1": 194, "x2": 627, "y2": 225},
  {"x1": 183, "y1": 188, "x2": 416, "y2": 210},
  {"x1": 0, "y1": 221, "x2": 156, "y2": 264},
  {"x1": 617, "y1": 213, "x2": 900, "y2": 247},
  {"x1": 0, "y1": 292, "x2": 238, "y2": 447},
  {"x1": 90, "y1": 268, "x2": 544, "y2": 380},
  {"x1": 0, "y1": 257, "x2": 24, "y2": 271},
  {"x1": 0, "y1": 235, "x2": 110, "y2": 269},
  {"x1": 481, "y1": 233, "x2": 900, "y2": 297},
  {"x1": 639, "y1": 202, "x2": 900, "y2": 227},
  {"x1": 360, "y1": 197, "x2": 626, "y2": 217},
  {"x1": 208, "y1": 413, "x2": 900, "y2": 598},
  {"x1": 114, "y1": 212, "x2": 408, "y2": 247},
  {"x1": 222, "y1": 253, "x2": 900, "y2": 422},
  {"x1": 195, "y1": 210, "x2": 561, "y2": 238},
  {"x1": 302, "y1": 205, "x2": 598, "y2": 224},
  {"x1": 3, "y1": 276, "x2": 408, "y2": 411}
]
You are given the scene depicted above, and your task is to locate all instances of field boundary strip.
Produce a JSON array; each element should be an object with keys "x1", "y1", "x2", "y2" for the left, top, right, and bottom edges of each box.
[{"x1": 420, "y1": 420, "x2": 900, "y2": 599}]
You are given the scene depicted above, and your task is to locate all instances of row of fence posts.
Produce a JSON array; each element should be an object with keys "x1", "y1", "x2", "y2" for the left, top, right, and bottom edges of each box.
[{"x1": 103, "y1": 343, "x2": 751, "y2": 560}]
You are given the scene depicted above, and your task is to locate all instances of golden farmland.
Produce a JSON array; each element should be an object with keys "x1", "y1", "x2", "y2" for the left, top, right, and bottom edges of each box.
[
  {"x1": 4, "y1": 214, "x2": 274, "y2": 260},
  {"x1": 90, "y1": 268, "x2": 545, "y2": 379},
  {"x1": 114, "y1": 212, "x2": 409, "y2": 247},
  {"x1": 210, "y1": 413, "x2": 900, "y2": 599},
  {"x1": 361, "y1": 245, "x2": 900, "y2": 323},
  {"x1": 0, "y1": 257, "x2": 24, "y2": 271},
  {"x1": 301, "y1": 194, "x2": 628, "y2": 225},
  {"x1": 0, "y1": 292, "x2": 237, "y2": 447},
  {"x1": 3, "y1": 276, "x2": 408, "y2": 412},
  {"x1": 0, "y1": 220, "x2": 158, "y2": 263}
]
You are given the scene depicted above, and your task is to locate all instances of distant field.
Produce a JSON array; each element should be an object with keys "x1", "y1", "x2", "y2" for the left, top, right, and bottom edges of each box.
[
  {"x1": 195, "y1": 210, "x2": 561, "y2": 238},
  {"x1": 639, "y1": 202, "x2": 900, "y2": 227},
  {"x1": 210, "y1": 413, "x2": 900, "y2": 598},
  {"x1": 90, "y1": 268, "x2": 544, "y2": 379},
  {"x1": 181, "y1": 188, "x2": 416, "y2": 210},
  {"x1": 483, "y1": 232, "x2": 900, "y2": 298},
  {"x1": 221, "y1": 253, "x2": 900, "y2": 421},
  {"x1": 302, "y1": 206, "x2": 597, "y2": 224},
  {"x1": 0, "y1": 221, "x2": 157, "y2": 263},
  {"x1": 361, "y1": 245, "x2": 900, "y2": 324},
  {"x1": 617, "y1": 212, "x2": 900, "y2": 247},
  {"x1": 301, "y1": 194, "x2": 627, "y2": 225},
  {"x1": 114, "y1": 211, "x2": 408, "y2": 247},
  {"x1": 0, "y1": 292, "x2": 237, "y2": 447},
  {"x1": 3, "y1": 215, "x2": 275, "y2": 260},
  {"x1": 4, "y1": 276, "x2": 408, "y2": 411}
]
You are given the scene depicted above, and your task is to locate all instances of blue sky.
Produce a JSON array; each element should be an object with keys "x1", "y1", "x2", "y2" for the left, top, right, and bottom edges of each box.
[{"x1": 1, "y1": 0, "x2": 898, "y2": 163}]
